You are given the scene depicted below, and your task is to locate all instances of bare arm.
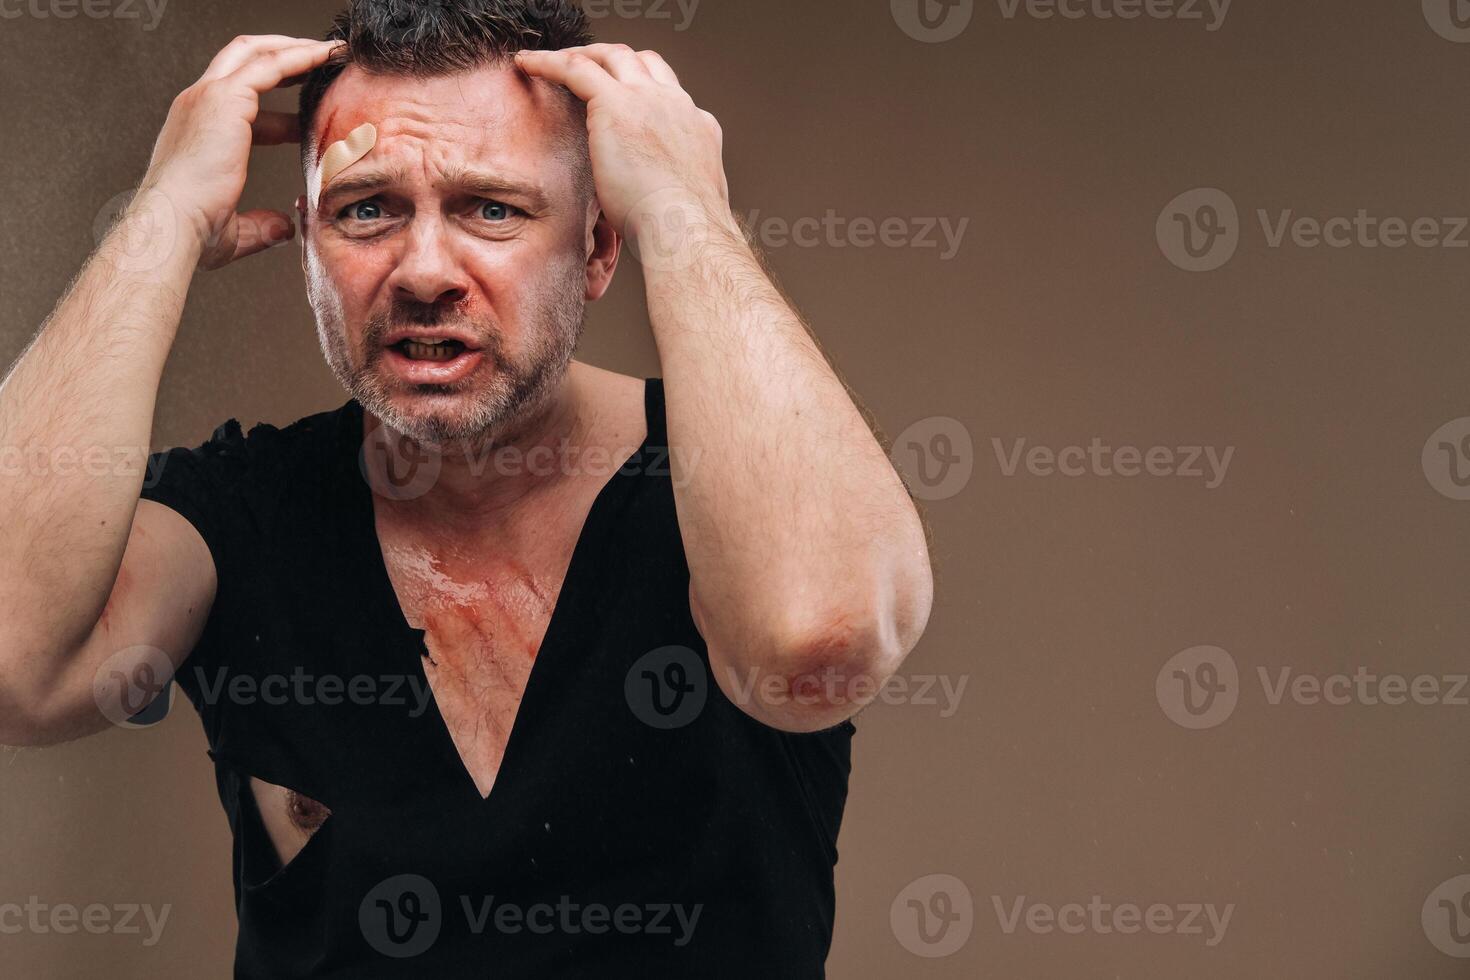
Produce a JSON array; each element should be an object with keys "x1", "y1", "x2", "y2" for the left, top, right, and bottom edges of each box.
[
  {"x1": 517, "y1": 45, "x2": 934, "y2": 732},
  {"x1": 646, "y1": 219, "x2": 934, "y2": 732},
  {"x1": 0, "y1": 186, "x2": 206, "y2": 744},
  {"x1": 0, "y1": 35, "x2": 344, "y2": 746}
]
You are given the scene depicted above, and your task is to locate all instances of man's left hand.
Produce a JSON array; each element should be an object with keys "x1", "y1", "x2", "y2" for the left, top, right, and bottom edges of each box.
[{"x1": 515, "y1": 44, "x2": 732, "y2": 245}]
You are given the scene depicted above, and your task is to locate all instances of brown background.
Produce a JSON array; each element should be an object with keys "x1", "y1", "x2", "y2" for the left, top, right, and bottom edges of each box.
[{"x1": 3, "y1": 0, "x2": 1470, "y2": 976}]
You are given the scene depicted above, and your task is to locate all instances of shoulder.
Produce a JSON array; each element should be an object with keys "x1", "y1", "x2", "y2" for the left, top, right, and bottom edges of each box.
[
  {"x1": 171, "y1": 401, "x2": 354, "y2": 461},
  {"x1": 568, "y1": 362, "x2": 659, "y2": 448},
  {"x1": 144, "y1": 400, "x2": 359, "y2": 500}
]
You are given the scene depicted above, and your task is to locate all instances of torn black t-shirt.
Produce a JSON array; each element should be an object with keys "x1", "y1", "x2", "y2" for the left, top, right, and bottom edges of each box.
[{"x1": 138, "y1": 377, "x2": 854, "y2": 979}]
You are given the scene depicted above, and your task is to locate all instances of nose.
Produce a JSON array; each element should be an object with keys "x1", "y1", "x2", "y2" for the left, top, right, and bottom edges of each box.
[{"x1": 386, "y1": 217, "x2": 469, "y2": 306}]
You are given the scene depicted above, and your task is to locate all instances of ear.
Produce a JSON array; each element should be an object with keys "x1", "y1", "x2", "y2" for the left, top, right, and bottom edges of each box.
[
  {"x1": 584, "y1": 204, "x2": 620, "y2": 302},
  {"x1": 295, "y1": 195, "x2": 309, "y2": 275}
]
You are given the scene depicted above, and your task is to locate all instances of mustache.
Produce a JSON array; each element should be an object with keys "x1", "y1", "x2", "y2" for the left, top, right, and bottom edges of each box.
[{"x1": 363, "y1": 298, "x2": 502, "y2": 355}]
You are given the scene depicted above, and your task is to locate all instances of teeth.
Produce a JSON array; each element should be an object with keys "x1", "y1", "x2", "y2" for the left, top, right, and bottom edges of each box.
[
  {"x1": 410, "y1": 337, "x2": 446, "y2": 345},
  {"x1": 403, "y1": 341, "x2": 458, "y2": 362}
]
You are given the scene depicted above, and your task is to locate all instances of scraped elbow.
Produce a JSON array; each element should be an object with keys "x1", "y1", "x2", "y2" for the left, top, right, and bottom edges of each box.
[{"x1": 713, "y1": 609, "x2": 912, "y2": 734}]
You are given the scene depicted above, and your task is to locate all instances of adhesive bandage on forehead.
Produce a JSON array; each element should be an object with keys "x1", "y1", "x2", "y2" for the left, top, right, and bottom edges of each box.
[{"x1": 311, "y1": 122, "x2": 378, "y2": 208}]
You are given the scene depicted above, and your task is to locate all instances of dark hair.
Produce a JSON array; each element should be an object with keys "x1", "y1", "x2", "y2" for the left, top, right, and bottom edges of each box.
[{"x1": 299, "y1": 0, "x2": 596, "y2": 195}]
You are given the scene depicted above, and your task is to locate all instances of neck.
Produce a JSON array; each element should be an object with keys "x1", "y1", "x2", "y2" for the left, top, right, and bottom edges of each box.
[{"x1": 365, "y1": 364, "x2": 588, "y2": 531}]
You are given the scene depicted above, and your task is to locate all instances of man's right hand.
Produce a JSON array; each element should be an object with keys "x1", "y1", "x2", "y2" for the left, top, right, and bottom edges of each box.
[{"x1": 140, "y1": 35, "x2": 344, "y2": 271}]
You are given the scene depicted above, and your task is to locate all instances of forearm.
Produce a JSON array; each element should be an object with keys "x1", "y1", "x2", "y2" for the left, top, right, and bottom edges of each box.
[
  {"x1": 509, "y1": 43, "x2": 934, "y2": 725},
  {"x1": 0, "y1": 190, "x2": 200, "y2": 666},
  {"x1": 644, "y1": 208, "x2": 934, "y2": 719}
]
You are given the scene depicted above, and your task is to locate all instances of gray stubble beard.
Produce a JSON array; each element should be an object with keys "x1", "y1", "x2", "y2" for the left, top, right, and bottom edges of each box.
[{"x1": 309, "y1": 249, "x2": 588, "y2": 453}]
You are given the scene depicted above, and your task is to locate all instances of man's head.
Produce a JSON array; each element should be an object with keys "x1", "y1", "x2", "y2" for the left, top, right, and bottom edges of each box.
[{"x1": 296, "y1": 0, "x2": 614, "y2": 448}]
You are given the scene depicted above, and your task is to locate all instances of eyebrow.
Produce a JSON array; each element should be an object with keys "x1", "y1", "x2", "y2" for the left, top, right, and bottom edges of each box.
[
  {"x1": 319, "y1": 168, "x2": 410, "y2": 206},
  {"x1": 439, "y1": 165, "x2": 551, "y2": 212},
  {"x1": 320, "y1": 165, "x2": 551, "y2": 212}
]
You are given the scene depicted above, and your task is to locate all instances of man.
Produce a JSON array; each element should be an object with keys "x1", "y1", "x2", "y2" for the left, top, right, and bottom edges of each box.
[{"x1": 0, "y1": 0, "x2": 932, "y2": 975}]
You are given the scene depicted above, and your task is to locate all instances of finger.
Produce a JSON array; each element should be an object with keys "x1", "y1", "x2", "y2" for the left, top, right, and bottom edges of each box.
[
  {"x1": 202, "y1": 35, "x2": 330, "y2": 81},
  {"x1": 273, "y1": 41, "x2": 347, "y2": 90},
  {"x1": 562, "y1": 43, "x2": 655, "y2": 83},
  {"x1": 226, "y1": 41, "x2": 348, "y2": 95},
  {"x1": 232, "y1": 209, "x2": 296, "y2": 262},
  {"x1": 202, "y1": 35, "x2": 300, "y2": 80},
  {"x1": 513, "y1": 49, "x2": 618, "y2": 104},
  {"x1": 251, "y1": 110, "x2": 301, "y2": 146},
  {"x1": 637, "y1": 50, "x2": 681, "y2": 87}
]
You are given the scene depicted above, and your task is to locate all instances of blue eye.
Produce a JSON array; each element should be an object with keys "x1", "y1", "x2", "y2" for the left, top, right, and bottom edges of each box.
[
  {"x1": 481, "y1": 201, "x2": 515, "y2": 221},
  {"x1": 348, "y1": 200, "x2": 382, "y2": 221}
]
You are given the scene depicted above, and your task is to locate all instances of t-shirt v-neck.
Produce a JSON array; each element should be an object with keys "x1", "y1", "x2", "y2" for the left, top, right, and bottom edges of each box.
[
  {"x1": 349, "y1": 395, "x2": 649, "y2": 809},
  {"x1": 140, "y1": 378, "x2": 856, "y2": 979}
]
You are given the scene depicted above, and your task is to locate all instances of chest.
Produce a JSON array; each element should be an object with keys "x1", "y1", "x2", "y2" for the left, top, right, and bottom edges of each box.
[{"x1": 373, "y1": 511, "x2": 584, "y2": 799}]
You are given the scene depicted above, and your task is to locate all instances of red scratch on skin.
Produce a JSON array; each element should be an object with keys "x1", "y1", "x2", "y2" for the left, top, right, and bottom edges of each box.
[
  {"x1": 421, "y1": 598, "x2": 539, "y2": 760},
  {"x1": 421, "y1": 598, "x2": 538, "y2": 673},
  {"x1": 315, "y1": 98, "x2": 397, "y2": 167},
  {"x1": 774, "y1": 613, "x2": 870, "y2": 706},
  {"x1": 315, "y1": 108, "x2": 339, "y2": 164},
  {"x1": 409, "y1": 547, "x2": 552, "y2": 658}
]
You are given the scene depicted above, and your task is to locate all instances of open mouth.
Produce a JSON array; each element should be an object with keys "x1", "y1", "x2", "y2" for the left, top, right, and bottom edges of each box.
[
  {"x1": 392, "y1": 338, "x2": 469, "y2": 362},
  {"x1": 381, "y1": 334, "x2": 488, "y2": 385}
]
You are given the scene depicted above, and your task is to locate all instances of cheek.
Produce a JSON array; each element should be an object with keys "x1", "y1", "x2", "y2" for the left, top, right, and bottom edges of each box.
[
  {"x1": 456, "y1": 245, "x2": 524, "y2": 304},
  {"x1": 469, "y1": 236, "x2": 583, "y2": 312},
  {"x1": 309, "y1": 237, "x2": 396, "y2": 314}
]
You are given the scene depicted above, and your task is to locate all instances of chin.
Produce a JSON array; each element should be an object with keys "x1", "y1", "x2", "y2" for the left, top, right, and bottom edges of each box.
[
  {"x1": 379, "y1": 389, "x2": 492, "y2": 447},
  {"x1": 371, "y1": 371, "x2": 535, "y2": 449}
]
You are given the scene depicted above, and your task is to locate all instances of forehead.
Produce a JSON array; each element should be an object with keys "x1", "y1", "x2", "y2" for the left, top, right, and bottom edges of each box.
[{"x1": 313, "y1": 62, "x2": 570, "y2": 173}]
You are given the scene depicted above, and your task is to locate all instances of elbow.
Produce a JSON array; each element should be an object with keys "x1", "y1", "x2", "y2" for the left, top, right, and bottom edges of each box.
[
  {"x1": 0, "y1": 637, "x2": 95, "y2": 748},
  {"x1": 0, "y1": 684, "x2": 70, "y2": 747},
  {"x1": 713, "y1": 581, "x2": 933, "y2": 734},
  {"x1": 704, "y1": 536, "x2": 936, "y2": 733}
]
